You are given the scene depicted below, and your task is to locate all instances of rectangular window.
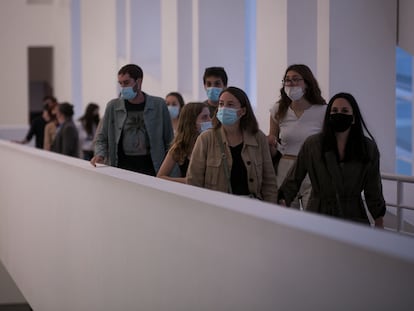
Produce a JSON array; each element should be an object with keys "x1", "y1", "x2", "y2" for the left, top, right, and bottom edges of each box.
[{"x1": 396, "y1": 46, "x2": 413, "y2": 175}]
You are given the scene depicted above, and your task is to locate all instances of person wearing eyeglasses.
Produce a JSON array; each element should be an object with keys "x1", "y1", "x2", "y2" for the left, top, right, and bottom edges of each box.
[{"x1": 268, "y1": 64, "x2": 326, "y2": 210}]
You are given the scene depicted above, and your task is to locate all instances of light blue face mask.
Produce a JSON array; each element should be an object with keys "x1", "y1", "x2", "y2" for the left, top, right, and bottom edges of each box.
[
  {"x1": 216, "y1": 107, "x2": 240, "y2": 126},
  {"x1": 199, "y1": 121, "x2": 213, "y2": 133},
  {"x1": 206, "y1": 87, "x2": 222, "y2": 102},
  {"x1": 168, "y1": 106, "x2": 180, "y2": 119},
  {"x1": 120, "y1": 86, "x2": 137, "y2": 100}
]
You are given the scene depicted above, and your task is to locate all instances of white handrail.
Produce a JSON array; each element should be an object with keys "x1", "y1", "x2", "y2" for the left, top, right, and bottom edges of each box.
[{"x1": 381, "y1": 172, "x2": 414, "y2": 235}]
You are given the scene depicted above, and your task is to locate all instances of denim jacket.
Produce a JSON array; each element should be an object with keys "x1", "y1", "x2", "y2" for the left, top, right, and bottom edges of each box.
[
  {"x1": 94, "y1": 94, "x2": 174, "y2": 173},
  {"x1": 187, "y1": 127, "x2": 278, "y2": 203}
]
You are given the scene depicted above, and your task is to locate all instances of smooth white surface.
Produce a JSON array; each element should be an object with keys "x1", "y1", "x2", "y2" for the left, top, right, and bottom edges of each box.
[
  {"x1": 80, "y1": 0, "x2": 118, "y2": 112},
  {"x1": 1, "y1": 140, "x2": 414, "y2": 311},
  {"x1": 0, "y1": 0, "x2": 404, "y2": 173},
  {"x1": 399, "y1": 0, "x2": 414, "y2": 54},
  {"x1": 328, "y1": 0, "x2": 396, "y2": 173}
]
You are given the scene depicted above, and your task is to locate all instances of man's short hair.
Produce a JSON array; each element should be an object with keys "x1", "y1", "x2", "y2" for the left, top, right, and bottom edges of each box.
[
  {"x1": 203, "y1": 67, "x2": 228, "y2": 86},
  {"x1": 59, "y1": 102, "x2": 74, "y2": 118},
  {"x1": 118, "y1": 64, "x2": 144, "y2": 81}
]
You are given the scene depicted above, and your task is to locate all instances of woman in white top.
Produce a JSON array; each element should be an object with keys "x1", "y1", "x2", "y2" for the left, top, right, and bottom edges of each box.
[{"x1": 269, "y1": 64, "x2": 326, "y2": 209}]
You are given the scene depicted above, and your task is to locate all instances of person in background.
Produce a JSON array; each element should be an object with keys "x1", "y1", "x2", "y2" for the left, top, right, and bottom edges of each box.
[
  {"x1": 203, "y1": 66, "x2": 228, "y2": 118},
  {"x1": 43, "y1": 95, "x2": 58, "y2": 110},
  {"x1": 91, "y1": 64, "x2": 174, "y2": 176},
  {"x1": 187, "y1": 86, "x2": 277, "y2": 203},
  {"x1": 43, "y1": 98, "x2": 59, "y2": 151},
  {"x1": 51, "y1": 102, "x2": 79, "y2": 158},
  {"x1": 278, "y1": 92, "x2": 385, "y2": 226},
  {"x1": 13, "y1": 103, "x2": 51, "y2": 149},
  {"x1": 77, "y1": 102, "x2": 100, "y2": 160},
  {"x1": 165, "y1": 92, "x2": 185, "y2": 135},
  {"x1": 157, "y1": 102, "x2": 212, "y2": 183},
  {"x1": 268, "y1": 64, "x2": 326, "y2": 209}
]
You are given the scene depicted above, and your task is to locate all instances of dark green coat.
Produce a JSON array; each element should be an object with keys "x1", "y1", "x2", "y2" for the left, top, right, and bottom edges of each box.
[{"x1": 279, "y1": 133, "x2": 386, "y2": 223}]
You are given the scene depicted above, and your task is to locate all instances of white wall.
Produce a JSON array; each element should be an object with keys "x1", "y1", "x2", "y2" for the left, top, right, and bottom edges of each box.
[
  {"x1": 327, "y1": 0, "x2": 396, "y2": 173},
  {"x1": 0, "y1": 0, "x2": 73, "y2": 124},
  {"x1": 0, "y1": 1, "x2": 405, "y2": 162},
  {"x1": 399, "y1": 0, "x2": 414, "y2": 55},
  {"x1": 1, "y1": 140, "x2": 414, "y2": 311},
  {"x1": 80, "y1": 0, "x2": 118, "y2": 116},
  {"x1": 255, "y1": 0, "x2": 287, "y2": 133}
]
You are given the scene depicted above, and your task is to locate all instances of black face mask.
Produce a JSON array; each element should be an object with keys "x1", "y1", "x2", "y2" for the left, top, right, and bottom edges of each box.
[{"x1": 329, "y1": 113, "x2": 353, "y2": 132}]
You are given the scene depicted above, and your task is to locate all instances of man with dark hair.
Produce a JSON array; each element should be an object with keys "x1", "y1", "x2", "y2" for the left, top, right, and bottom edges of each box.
[
  {"x1": 91, "y1": 64, "x2": 174, "y2": 176},
  {"x1": 51, "y1": 102, "x2": 79, "y2": 157},
  {"x1": 203, "y1": 67, "x2": 228, "y2": 117}
]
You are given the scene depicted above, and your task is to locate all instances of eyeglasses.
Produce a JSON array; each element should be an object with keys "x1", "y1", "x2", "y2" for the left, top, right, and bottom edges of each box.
[{"x1": 282, "y1": 78, "x2": 304, "y2": 85}]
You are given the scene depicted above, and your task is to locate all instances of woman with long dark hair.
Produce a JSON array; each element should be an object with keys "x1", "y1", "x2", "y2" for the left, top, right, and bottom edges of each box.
[
  {"x1": 278, "y1": 92, "x2": 386, "y2": 226},
  {"x1": 157, "y1": 102, "x2": 212, "y2": 183},
  {"x1": 78, "y1": 103, "x2": 100, "y2": 160}
]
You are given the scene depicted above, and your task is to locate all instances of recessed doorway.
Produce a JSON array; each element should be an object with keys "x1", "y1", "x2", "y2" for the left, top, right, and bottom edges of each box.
[{"x1": 28, "y1": 46, "x2": 53, "y2": 123}]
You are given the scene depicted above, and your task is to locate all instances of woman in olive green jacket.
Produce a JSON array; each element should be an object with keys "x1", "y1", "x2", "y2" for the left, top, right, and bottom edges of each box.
[
  {"x1": 187, "y1": 87, "x2": 278, "y2": 203},
  {"x1": 278, "y1": 92, "x2": 386, "y2": 226}
]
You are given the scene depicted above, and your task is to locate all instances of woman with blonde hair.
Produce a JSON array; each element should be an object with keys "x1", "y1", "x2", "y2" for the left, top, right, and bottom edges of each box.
[{"x1": 157, "y1": 102, "x2": 212, "y2": 183}]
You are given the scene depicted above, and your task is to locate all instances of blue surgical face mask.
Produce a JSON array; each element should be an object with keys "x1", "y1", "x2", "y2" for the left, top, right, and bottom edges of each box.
[
  {"x1": 206, "y1": 87, "x2": 222, "y2": 102},
  {"x1": 168, "y1": 106, "x2": 180, "y2": 119},
  {"x1": 120, "y1": 85, "x2": 137, "y2": 100},
  {"x1": 199, "y1": 121, "x2": 213, "y2": 133},
  {"x1": 216, "y1": 107, "x2": 240, "y2": 126}
]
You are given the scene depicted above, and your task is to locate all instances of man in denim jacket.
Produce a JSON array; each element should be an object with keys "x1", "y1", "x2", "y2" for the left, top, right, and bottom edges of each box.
[{"x1": 91, "y1": 64, "x2": 174, "y2": 176}]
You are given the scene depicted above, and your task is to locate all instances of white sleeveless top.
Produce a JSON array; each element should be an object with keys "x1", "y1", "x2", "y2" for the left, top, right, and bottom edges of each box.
[{"x1": 271, "y1": 103, "x2": 326, "y2": 156}]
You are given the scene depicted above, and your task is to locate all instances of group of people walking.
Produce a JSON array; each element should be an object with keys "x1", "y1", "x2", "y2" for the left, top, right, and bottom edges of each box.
[
  {"x1": 88, "y1": 63, "x2": 386, "y2": 227},
  {"x1": 16, "y1": 97, "x2": 101, "y2": 160}
]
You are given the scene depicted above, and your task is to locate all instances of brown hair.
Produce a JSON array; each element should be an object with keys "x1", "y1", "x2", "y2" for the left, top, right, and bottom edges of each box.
[
  {"x1": 275, "y1": 64, "x2": 326, "y2": 121},
  {"x1": 169, "y1": 102, "x2": 208, "y2": 164},
  {"x1": 212, "y1": 86, "x2": 258, "y2": 134}
]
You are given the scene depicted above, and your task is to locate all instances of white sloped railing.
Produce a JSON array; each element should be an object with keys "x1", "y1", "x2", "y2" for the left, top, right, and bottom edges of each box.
[
  {"x1": 1, "y1": 140, "x2": 414, "y2": 310},
  {"x1": 381, "y1": 172, "x2": 414, "y2": 235}
]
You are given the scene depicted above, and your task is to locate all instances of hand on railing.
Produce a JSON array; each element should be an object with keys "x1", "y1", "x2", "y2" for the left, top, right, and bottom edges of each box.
[{"x1": 90, "y1": 155, "x2": 104, "y2": 167}]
